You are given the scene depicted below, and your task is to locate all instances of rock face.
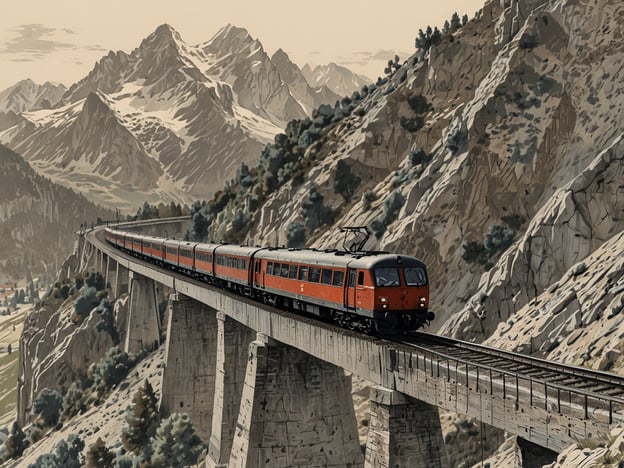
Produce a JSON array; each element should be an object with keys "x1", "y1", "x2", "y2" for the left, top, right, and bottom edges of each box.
[
  {"x1": 17, "y1": 273, "x2": 127, "y2": 426},
  {"x1": 206, "y1": 0, "x2": 624, "y2": 344},
  {"x1": 302, "y1": 62, "x2": 371, "y2": 97}
]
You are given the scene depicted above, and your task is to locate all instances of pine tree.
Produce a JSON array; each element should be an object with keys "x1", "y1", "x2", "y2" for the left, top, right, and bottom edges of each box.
[
  {"x1": 33, "y1": 388, "x2": 63, "y2": 427},
  {"x1": 86, "y1": 437, "x2": 115, "y2": 468},
  {"x1": 5, "y1": 421, "x2": 27, "y2": 458},
  {"x1": 333, "y1": 160, "x2": 361, "y2": 202},
  {"x1": 150, "y1": 413, "x2": 204, "y2": 468},
  {"x1": 121, "y1": 379, "x2": 160, "y2": 454}
]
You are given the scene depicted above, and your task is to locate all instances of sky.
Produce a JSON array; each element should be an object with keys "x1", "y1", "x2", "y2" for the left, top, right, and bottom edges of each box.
[{"x1": 0, "y1": 0, "x2": 486, "y2": 91}]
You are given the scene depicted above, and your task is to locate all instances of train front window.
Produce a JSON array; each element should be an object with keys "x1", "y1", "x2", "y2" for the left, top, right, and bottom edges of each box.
[
  {"x1": 374, "y1": 268, "x2": 401, "y2": 287},
  {"x1": 404, "y1": 267, "x2": 427, "y2": 286}
]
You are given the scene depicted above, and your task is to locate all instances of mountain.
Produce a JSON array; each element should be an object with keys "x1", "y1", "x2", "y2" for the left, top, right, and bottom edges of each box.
[
  {"x1": 0, "y1": 24, "x2": 347, "y2": 212},
  {"x1": 0, "y1": 79, "x2": 66, "y2": 114},
  {"x1": 196, "y1": 0, "x2": 624, "y2": 349},
  {"x1": 0, "y1": 143, "x2": 113, "y2": 280},
  {"x1": 302, "y1": 63, "x2": 371, "y2": 97}
]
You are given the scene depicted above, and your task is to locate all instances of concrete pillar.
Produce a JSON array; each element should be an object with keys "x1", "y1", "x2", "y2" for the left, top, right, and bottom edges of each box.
[
  {"x1": 206, "y1": 312, "x2": 255, "y2": 468},
  {"x1": 160, "y1": 294, "x2": 218, "y2": 443},
  {"x1": 364, "y1": 386, "x2": 448, "y2": 468},
  {"x1": 124, "y1": 271, "x2": 161, "y2": 355},
  {"x1": 105, "y1": 256, "x2": 118, "y2": 297},
  {"x1": 229, "y1": 334, "x2": 364, "y2": 467},
  {"x1": 115, "y1": 263, "x2": 130, "y2": 296}
]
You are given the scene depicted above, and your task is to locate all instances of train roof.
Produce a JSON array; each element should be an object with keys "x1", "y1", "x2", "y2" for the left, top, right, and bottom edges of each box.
[
  {"x1": 214, "y1": 244, "x2": 262, "y2": 257},
  {"x1": 254, "y1": 248, "x2": 426, "y2": 270}
]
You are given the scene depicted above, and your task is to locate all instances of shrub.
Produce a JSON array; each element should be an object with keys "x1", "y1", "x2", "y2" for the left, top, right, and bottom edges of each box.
[
  {"x1": 150, "y1": 413, "x2": 205, "y2": 468},
  {"x1": 400, "y1": 116, "x2": 425, "y2": 133},
  {"x1": 4, "y1": 421, "x2": 28, "y2": 459},
  {"x1": 286, "y1": 222, "x2": 306, "y2": 248},
  {"x1": 30, "y1": 434, "x2": 84, "y2": 468},
  {"x1": 409, "y1": 147, "x2": 428, "y2": 166},
  {"x1": 461, "y1": 241, "x2": 490, "y2": 266},
  {"x1": 33, "y1": 388, "x2": 63, "y2": 428},
  {"x1": 370, "y1": 191, "x2": 405, "y2": 239},
  {"x1": 407, "y1": 95, "x2": 432, "y2": 115},
  {"x1": 95, "y1": 298, "x2": 120, "y2": 345},
  {"x1": 62, "y1": 383, "x2": 86, "y2": 421},
  {"x1": 85, "y1": 272, "x2": 106, "y2": 291},
  {"x1": 231, "y1": 209, "x2": 246, "y2": 232},
  {"x1": 483, "y1": 224, "x2": 515, "y2": 252},
  {"x1": 302, "y1": 186, "x2": 334, "y2": 232},
  {"x1": 362, "y1": 191, "x2": 377, "y2": 212},
  {"x1": 333, "y1": 160, "x2": 361, "y2": 202},
  {"x1": 73, "y1": 286, "x2": 99, "y2": 320},
  {"x1": 89, "y1": 346, "x2": 134, "y2": 394},
  {"x1": 501, "y1": 214, "x2": 525, "y2": 231}
]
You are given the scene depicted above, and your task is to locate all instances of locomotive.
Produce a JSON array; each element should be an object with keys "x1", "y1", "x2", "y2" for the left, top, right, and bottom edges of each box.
[{"x1": 103, "y1": 227, "x2": 434, "y2": 333}]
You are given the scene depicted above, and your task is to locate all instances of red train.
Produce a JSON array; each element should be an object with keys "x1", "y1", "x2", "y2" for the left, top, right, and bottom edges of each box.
[{"x1": 103, "y1": 227, "x2": 434, "y2": 333}]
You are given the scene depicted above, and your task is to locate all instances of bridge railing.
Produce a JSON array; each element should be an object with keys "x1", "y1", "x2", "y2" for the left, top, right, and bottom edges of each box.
[{"x1": 408, "y1": 346, "x2": 624, "y2": 428}]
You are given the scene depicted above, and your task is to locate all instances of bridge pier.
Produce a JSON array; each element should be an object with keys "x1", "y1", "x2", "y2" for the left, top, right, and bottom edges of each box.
[
  {"x1": 124, "y1": 271, "x2": 161, "y2": 355},
  {"x1": 364, "y1": 386, "x2": 448, "y2": 468},
  {"x1": 115, "y1": 263, "x2": 130, "y2": 297},
  {"x1": 105, "y1": 256, "x2": 117, "y2": 296},
  {"x1": 206, "y1": 312, "x2": 255, "y2": 468},
  {"x1": 229, "y1": 333, "x2": 364, "y2": 467},
  {"x1": 160, "y1": 294, "x2": 218, "y2": 443}
]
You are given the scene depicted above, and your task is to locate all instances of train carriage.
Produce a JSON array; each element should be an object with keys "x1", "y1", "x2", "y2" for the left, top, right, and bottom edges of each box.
[
  {"x1": 194, "y1": 243, "x2": 221, "y2": 278},
  {"x1": 213, "y1": 245, "x2": 261, "y2": 289}
]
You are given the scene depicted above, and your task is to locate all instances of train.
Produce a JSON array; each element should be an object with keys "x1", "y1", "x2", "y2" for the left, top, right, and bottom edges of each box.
[{"x1": 103, "y1": 227, "x2": 434, "y2": 333}]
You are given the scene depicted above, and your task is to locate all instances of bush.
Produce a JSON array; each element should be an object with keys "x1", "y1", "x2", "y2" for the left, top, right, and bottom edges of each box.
[
  {"x1": 62, "y1": 383, "x2": 86, "y2": 421},
  {"x1": 150, "y1": 413, "x2": 205, "y2": 468},
  {"x1": 286, "y1": 222, "x2": 306, "y2": 248},
  {"x1": 29, "y1": 434, "x2": 84, "y2": 468},
  {"x1": 409, "y1": 147, "x2": 428, "y2": 166},
  {"x1": 33, "y1": 388, "x2": 63, "y2": 428},
  {"x1": 95, "y1": 298, "x2": 120, "y2": 345},
  {"x1": 484, "y1": 224, "x2": 515, "y2": 252},
  {"x1": 231, "y1": 209, "x2": 246, "y2": 232},
  {"x1": 400, "y1": 116, "x2": 425, "y2": 133},
  {"x1": 370, "y1": 191, "x2": 405, "y2": 239},
  {"x1": 5, "y1": 421, "x2": 28, "y2": 459},
  {"x1": 407, "y1": 95, "x2": 432, "y2": 115},
  {"x1": 302, "y1": 186, "x2": 334, "y2": 233},
  {"x1": 89, "y1": 346, "x2": 134, "y2": 394},
  {"x1": 85, "y1": 272, "x2": 106, "y2": 291},
  {"x1": 73, "y1": 286, "x2": 99, "y2": 320},
  {"x1": 333, "y1": 160, "x2": 361, "y2": 202},
  {"x1": 362, "y1": 191, "x2": 377, "y2": 212}
]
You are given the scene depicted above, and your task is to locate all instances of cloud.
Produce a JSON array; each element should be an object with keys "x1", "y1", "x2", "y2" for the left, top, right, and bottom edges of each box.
[{"x1": 0, "y1": 24, "x2": 76, "y2": 58}]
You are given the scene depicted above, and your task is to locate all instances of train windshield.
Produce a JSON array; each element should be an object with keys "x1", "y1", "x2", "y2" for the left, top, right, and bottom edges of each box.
[
  {"x1": 374, "y1": 268, "x2": 401, "y2": 287},
  {"x1": 404, "y1": 267, "x2": 427, "y2": 286}
]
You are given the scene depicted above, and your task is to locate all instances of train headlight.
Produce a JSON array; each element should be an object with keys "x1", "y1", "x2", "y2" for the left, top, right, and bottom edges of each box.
[
  {"x1": 380, "y1": 297, "x2": 389, "y2": 303},
  {"x1": 419, "y1": 297, "x2": 427, "y2": 308}
]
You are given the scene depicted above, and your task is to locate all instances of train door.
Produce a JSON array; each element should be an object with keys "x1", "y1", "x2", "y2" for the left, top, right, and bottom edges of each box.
[
  {"x1": 253, "y1": 260, "x2": 264, "y2": 288},
  {"x1": 345, "y1": 268, "x2": 356, "y2": 309}
]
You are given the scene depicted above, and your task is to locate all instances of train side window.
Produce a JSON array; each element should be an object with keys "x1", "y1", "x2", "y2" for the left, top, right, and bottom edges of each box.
[
  {"x1": 280, "y1": 264, "x2": 289, "y2": 277},
  {"x1": 348, "y1": 270, "x2": 356, "y2": 287},
  {"x1": 267, "y1": 262, "x2": 273, "y2": 275},
  {"x1": 273, "y1": 263, "x2": 280, "y2": 275},
  {"x1": 321, "y1": 269, "x2": 333, "y2": 285},
  {"x1": 333, "y1": 271, "x2": 345, "y2": 286},
  {"x1": 255, "y1": 261, "x2": 261, "y2": 272},
  {"x1": 358, "y1": 271, "x2": 365, "y2": 286},
  {"x1": 298, "y1": 266, "x2": 308, "y2": 281},
  {"x1": 289, "y1": 265, "x2": 298, "y2": 279},
  {"x1": 309, "y1": 267, "x2": 321, "y2": 283}
]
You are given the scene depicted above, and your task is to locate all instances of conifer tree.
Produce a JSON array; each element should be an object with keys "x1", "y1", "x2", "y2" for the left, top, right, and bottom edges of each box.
[
  {"x1": 150, "y1": 413, "x2": 204, "y2": 468},
  {"x1": 5, "y1": 421, "x2": 27, "y2": 459},
  {"x1": 121, "y1": 379, "x2": 160, "y2": 454},
  {"x1": 86, "y1": 437, "x2": 115, "y2": 468}
]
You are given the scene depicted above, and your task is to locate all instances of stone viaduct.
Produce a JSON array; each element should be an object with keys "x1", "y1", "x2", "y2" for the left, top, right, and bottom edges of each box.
[{"x1": 74, "y1": 219, "x2": 621, "y2": 467}]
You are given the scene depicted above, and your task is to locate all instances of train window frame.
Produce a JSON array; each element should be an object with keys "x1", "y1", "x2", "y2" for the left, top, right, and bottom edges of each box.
[
  {"x1": 332, "y1": 271, "x2": 345, "y2": 287},
  {"x1": 273, "y1": 263, "x2": 280, "y2": 275},
  {"x1": 267, "y1": 262, "x2": 273, "y2": 275},
  {"x1": 298, "y1": 266, "x2": 308, "y2": 281},
  {"x1": 321, "y1": 269, "x2": 333, "y2": 285},
  {"x1": 348, "y1": 270, "x2": 356, "y2": 287},
  {"x1": 289, "y1": 265, "x2": 298, "y2": 279},
  {"x1": 374, "y1": 268, "x2": 401, "y2": 287},
  {"x1": 280, "y1": 264, "x2": 290, "y2": 278},
  {"x1": 309, "y1": 267, "x2": 321, "y2": 283}
]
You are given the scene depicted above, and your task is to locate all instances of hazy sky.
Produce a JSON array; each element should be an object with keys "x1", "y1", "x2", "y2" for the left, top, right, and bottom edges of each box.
[{"x1": 0, "y1": 0, "x2": 486, "y2": 90}]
